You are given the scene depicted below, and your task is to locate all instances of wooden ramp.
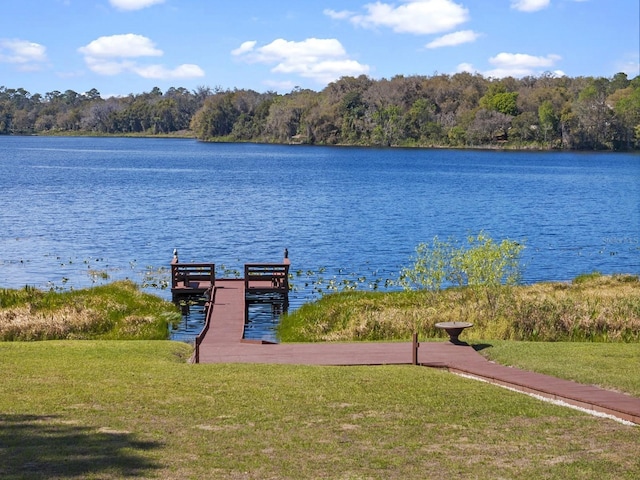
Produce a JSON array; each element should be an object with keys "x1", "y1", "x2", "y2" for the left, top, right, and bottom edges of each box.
[
  {"x1": 194, "y1": 281, "x2": 640, "y2": 425},
  {"x1": 420, "y1": 344, "x2": 640, "y2": 425}
]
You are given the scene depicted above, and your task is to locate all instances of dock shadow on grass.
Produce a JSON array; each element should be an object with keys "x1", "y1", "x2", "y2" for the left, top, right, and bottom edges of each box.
[
  {"x1": 472, "y1": 343, "x2": 493, "y2": 352},
  {"x1": 0, "y1": 414, "x2": 162, "y2": 479}
]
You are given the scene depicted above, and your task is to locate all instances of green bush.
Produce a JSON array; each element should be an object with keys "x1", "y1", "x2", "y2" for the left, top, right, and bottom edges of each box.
[{"x1": 398, "y1": 232, "x2": 524, "y2": 291}]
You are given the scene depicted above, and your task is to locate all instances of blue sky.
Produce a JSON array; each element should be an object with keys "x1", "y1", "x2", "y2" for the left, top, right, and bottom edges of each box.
[{"x1": 1, "y1": 0, "x2": 638, "y2": 97}]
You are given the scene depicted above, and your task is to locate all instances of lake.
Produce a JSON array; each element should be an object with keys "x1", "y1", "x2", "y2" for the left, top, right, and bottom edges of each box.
[{"x1": 1, "y1": 137, "x2": 639, "y2": 340}]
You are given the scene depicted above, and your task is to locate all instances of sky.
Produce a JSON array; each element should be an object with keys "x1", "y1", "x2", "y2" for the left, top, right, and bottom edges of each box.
[{"x1": 1, "y1": 0, "x2": 638, "y2": 97}]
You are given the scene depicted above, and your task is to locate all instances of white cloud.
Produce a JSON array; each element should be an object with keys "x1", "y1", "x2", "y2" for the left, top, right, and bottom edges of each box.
[
  {"x1": 426, "y1": 30, "x2": 481, "y2": 48},
  {"x1": 0, "y1": 39, "x2": 47, "y2": 66},
  {"x1": 485, "y1": 52, "x2": 562, "y2": 77},
  {"x1": 510, "y1": 0, "x2": 551, "y2": 12},
  {"x1": 133, "y1": 63, "x2": 205, "y2": 79},
  {"x1": 326, "y1": 0, "x2": 469, "y2": 35},
  {"x1": 109, "y1": 0, "x2": 165, "y2": 11},
  {"x1": 456, "y1": 53, "x2": 562, "y2": 77},
  {"x1": 263, "y1": 79, "x2": 298, "y2": 92},
  {"x1": 323, "y1": 9, "x2": 356, "y2": 20},
  {"x1": 456, "y1": 62, "x2": 477, "y2": 73},
  {"x1": 83, "y1": 58, "x2": 133, "y2": 76},
  {"x1": 78, "y1": 34, "x2": 204, "y2": 79},
  {"x1": 231, "y1": 41, "x2": 257, "y2": 56},
  {"x1": 490, "y1": 52, "x2": 561, "y2": 68},
  {"x1": 78, "y1": 34, "x2": 163, "y2": 58},
  {"x1": 232, "y1": 38, "x2": 370, "y2": 85}
]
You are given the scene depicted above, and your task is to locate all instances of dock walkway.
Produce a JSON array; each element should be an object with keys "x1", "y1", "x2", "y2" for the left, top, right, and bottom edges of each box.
[{"x1": 194, "y1": 282, "x2": 640, "y2": 425}]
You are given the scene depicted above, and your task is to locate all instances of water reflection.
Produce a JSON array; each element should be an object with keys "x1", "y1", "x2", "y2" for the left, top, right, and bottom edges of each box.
[
  {"x1": 169, "y1": 302, "x2": 207, "y2": 344},
  {"x1": 170, "y1": 295, "x2": 285, "y2": 344},
  {"x1": 244, "y1": 302, "x2": 283, "y2": 343}
]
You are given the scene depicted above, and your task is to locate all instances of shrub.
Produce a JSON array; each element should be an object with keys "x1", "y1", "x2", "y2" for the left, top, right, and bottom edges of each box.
[{"x1": 398, "y1": 232, "x2": 524, "y2": 291}]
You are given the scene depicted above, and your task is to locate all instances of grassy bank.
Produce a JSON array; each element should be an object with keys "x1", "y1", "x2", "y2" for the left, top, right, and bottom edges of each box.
[
  {"x1": 279, "y1": 274, "x2": 640, "y2": 343},
  {"x1": 0, "y1": 340, "x2": 638, "y2": 479},
  {"x1": 0, "y1": 280, "x2": 180, "y2": 340}
]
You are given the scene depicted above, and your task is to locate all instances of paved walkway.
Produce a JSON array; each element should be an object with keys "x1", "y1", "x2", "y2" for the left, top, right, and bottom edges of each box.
[{"x1": 196, "y1": 280, "x2": 640, "y2": 425}]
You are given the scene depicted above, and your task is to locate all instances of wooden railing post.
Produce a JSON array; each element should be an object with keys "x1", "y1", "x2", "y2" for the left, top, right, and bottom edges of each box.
[{"x1": 412, "y1": 332, "x2": 419, "y2": 365}]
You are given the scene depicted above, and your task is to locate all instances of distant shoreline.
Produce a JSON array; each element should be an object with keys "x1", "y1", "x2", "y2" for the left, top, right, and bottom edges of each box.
[{"x1": 8, "y1": 131, "x2": 639, "y2": 153}]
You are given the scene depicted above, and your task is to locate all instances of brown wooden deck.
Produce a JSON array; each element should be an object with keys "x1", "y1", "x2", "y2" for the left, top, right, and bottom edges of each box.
[
  {"x1": 194, "y1": 281, "x2": 640, "y2": 425},
  {"x1": 170, "y1": 261, "x2": 216, "y2": 296},
  {"x1": 170, "y1": 256, "x2": 290, "y2": 300}
]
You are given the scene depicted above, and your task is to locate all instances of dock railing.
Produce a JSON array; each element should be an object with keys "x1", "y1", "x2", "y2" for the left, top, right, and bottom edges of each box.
[
  {"x1": 244, "y1": 263, "x2": 290, "y2": 294},
  {"x1": 194, "y1": 287, "x2": 216, "y2": 364},
  {"x1": 170, "y1": 261, "x2": 215, "y2": 291}
]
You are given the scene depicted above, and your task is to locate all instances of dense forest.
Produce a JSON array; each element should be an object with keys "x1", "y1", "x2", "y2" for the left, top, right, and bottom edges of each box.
[{"x1": 1, "y1": 72, "x2": 639, "y2": 150}]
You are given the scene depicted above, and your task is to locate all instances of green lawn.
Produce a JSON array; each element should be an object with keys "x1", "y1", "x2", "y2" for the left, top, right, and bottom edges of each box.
[
  {"x1": 481, "y1": 341, "x2": 640, "y2": 397},
  {"x1": 0, "y1": 340, "x2": 638, "y2": 479}
]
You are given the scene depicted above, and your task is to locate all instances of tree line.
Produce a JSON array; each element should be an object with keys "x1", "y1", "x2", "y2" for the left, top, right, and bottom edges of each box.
[{"x1": 1, "y1": 72, "x2": 639, "y2": 150}]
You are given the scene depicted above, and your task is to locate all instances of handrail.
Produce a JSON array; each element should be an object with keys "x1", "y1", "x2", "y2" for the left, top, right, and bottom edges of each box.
[
  {"x1": 194, "y1": 286, "x2": 216, "y2": 364},
  {"x1": 244, "y1": 263, "x2": 289, "y2": 292},
  {"x1": 171, "y1": 262, "x2": 215, "y2": 289}
]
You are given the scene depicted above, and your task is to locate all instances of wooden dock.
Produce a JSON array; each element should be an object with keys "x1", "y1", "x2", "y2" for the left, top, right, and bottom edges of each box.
[
  {"x1": 170, "y1": 252, "x2": 291, "y2": 360},
  {"x1": 170, "y1": 254, "x2": 290, "y2": 302},
  {"x1": 171, "y1": 254, "x2": 640, "y2": 425}
]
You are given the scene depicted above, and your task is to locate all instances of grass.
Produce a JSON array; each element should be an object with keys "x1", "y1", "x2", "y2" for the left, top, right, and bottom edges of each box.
[
  {"x1": 0, "y1": 340, "x2": 638, "y2": 479},
  {"x1": 0, "y1": 280, "x2": 180, "y2": 340},
  {"x1": 1, "y1": 274, "x2": 638, "y2": 477},
  {"x1": 279, "y1": 274, "x2": 640, "y2": 343},
  {"x1": 481, "y1": 341, "x2": 640, "y2": 397}
]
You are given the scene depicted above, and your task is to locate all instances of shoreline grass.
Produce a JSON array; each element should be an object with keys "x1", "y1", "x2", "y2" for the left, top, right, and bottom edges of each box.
[
  {"x1": 0, "y1": 280, "x2": 180, "y2": 341},
  {"x1": 279, "y1": 274, "x2": 640, "y2": 343},
  {"x1": 0, "y1": 340, "x2": 638, "y2": 479}
]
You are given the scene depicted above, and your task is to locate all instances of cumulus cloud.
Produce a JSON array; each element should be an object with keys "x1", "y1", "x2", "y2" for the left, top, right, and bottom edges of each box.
[
  {"x1": 325, "y1": 0, "x2": 469, "y2": 35},
  {"x1": 477, "y1": 52, "x2": 562, "y2": 77},
  {"x1": 231, "y1": 41, "x2": 258, "y2": 56},
  {"x1": 0, "y1": 39, "x2": 48, "y2": 69},
  {"x1": 133, "y1": 64, "x2": 205, "y2": 79},
  {"x1": 510, "y1": 0, "x2": 551, "y2": 12},
  {"x1": 78, "y1": 34, "x2": 163, "y2": 58},
  {"x1": 78, "y1": 34, "x2": 204, "y2": 79},
  {"x1": 109, "y1": 0, "x2": 165, "y2": 11},
  {"x1": 232, "y1": 38, "x2": 370, "y2": 85},
  {"x1": 491, "y1": 52, "x2": 560, "y2": 68},
  {"x1": 456, "y1": 53, "x2": 563, "y2": 77},
  {"x1": 456, "y1": 62, "x2": 476, "y2": 73},
  {"x1": 82, "y1": 58, "x2": 132, "y2": 76},
  {"x1": 263, "y1": 79, "x2": 298, "y2": 92},
  {"x1": 426, "y1": 30, "x2": 481, "y2": 48}
]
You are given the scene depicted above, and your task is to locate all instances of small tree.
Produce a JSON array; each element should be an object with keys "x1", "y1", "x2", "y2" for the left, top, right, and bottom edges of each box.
[
  {"x1": 399, "y1": 232, "x2": 524, "y2": 311},
  {"x1": 538, "y1": 100, "x2": 558, "y2": 145}
]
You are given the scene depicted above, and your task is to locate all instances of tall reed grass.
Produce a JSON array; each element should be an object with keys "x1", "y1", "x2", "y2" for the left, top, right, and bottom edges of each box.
[
  {"x1": 278, "y1": 274, "x2": 640, "y2": 342},
  {"x1": 0, "y1": 280, "x2": 180, "y2": 341}
]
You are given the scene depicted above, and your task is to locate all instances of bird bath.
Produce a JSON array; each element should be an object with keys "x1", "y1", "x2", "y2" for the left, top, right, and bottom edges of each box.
[{"x1": 435, "y1": 322, "x2": 473, "y2": 344}]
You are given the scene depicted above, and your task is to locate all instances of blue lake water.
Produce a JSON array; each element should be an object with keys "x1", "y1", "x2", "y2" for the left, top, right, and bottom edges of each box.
[{"x1": 1, "y1": 136, "x2": 639, "y2": 341}]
